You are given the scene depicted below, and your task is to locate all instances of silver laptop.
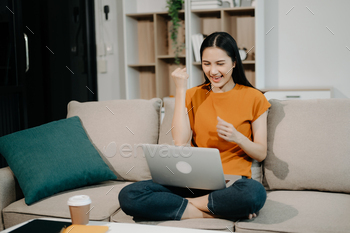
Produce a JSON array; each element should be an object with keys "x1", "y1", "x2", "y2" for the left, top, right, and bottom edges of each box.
[{"x1": 142, "y1": 144, "x2": 241, "y2": 190}]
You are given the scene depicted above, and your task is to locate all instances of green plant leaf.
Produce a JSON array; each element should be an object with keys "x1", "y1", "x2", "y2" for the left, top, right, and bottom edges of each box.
[{"x1": 166, "y1": 0, "x2": 185, "y2": 65}]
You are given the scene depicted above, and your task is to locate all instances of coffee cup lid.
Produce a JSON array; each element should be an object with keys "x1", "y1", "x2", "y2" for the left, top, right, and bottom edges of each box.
[{"x1": 67, "y1": 195, "x2": 91, "y2": 206}]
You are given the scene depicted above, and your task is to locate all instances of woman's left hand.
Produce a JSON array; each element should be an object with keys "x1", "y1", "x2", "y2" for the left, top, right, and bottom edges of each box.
[{"x1": 216, "y1": 116, "x2": 243, "y2": 143}]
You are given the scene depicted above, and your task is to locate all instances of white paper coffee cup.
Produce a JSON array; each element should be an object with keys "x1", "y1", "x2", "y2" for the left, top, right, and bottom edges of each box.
[{"x1": 67, "y1": 195, "x2": 92, "y2": 225}]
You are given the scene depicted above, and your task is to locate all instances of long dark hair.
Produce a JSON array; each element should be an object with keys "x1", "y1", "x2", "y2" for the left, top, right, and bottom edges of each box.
[{"x1": 199, "y1": 32, "x2": 255, "y2": 90}]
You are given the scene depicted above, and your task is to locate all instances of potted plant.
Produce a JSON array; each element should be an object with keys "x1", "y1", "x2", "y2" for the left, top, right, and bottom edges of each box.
[{"x1": 166, "y1": 0, "x2": 185, "y2": 65}]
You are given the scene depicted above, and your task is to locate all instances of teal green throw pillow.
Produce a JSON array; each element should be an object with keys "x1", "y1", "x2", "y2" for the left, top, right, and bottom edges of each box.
[{"x1": 0, "y1": 116, "x2": 117, "y2": 205}]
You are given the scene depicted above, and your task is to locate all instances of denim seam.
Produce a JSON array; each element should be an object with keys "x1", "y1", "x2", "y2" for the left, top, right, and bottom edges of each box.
[
  {"x1": 210, "y1": 193, "x2": 215, "y2": 214},
  {"x1": 174, "y1": 198, "x2": 185, "y2": 220}
]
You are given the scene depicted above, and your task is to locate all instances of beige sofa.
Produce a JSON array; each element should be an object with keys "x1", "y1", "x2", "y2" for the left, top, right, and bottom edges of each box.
[{"x1": 1, "y1": 97, "x2": 350, "y2": 232}]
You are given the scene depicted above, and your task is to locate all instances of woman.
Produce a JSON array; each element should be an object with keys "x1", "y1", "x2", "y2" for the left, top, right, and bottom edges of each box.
[{"x1": 119, "y1": 32, "x2": 270, "y2": 221}]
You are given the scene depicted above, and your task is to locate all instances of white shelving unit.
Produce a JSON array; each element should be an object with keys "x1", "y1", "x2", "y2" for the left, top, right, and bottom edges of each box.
[{"x1": 122, "y1": 0, "x2": 257, "y2": 100}]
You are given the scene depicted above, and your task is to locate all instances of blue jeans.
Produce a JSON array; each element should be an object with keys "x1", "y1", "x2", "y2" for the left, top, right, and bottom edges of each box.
[{"x1": 118, "y1": 177, "x2": 266, "y2": 221}]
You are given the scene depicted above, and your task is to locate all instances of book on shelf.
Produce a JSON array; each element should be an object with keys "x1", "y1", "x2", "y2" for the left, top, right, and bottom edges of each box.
[
  {"x1": 191, "y1": 0, "x2": 221, "y2": 2},
  {"x1": 241, "y1": 0, "x2": 253, "y2": 7},
  {"x1": 191, "y1": 35, "x2": 197, "y2": 62},
  {"x1": 223, "y1": 0, "x2": 234, "y2": 7},
  {"x1": 192, "y1": 1, "x2": 232, "y2": 9},
  {"x1": 191, "y1": 34, "x2": 204, "y2": 62},
  {"x1": 191, "y1": 4, "x2": 225, "y2": 9},
  {"x1": 191, "y1": 0, "x2": 233, "y2": 9},
  {"x1": 191, "y1": 0, "x2": 222, "y2": 5}
]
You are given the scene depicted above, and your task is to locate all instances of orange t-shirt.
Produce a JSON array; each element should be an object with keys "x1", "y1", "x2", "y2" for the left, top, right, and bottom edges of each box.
[{"x1": 185, "y1": 83, "x2": 271, "y2": 178}]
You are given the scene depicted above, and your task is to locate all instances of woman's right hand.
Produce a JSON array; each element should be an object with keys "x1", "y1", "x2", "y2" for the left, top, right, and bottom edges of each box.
[{"x1": 171, "y1": 67, "x2": 189, "y2": 91}]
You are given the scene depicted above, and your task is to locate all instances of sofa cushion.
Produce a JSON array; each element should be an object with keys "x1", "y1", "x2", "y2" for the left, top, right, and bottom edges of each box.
[
  {"x1": 0, "y1": 167, "x2": 22, "y2": 231},
  {"x1": 111, "y1": 208, "x2": 234, "y2": 231},
  {"x1": 235, "y1": 190, "x2": 350, "y2": 233},
  {"x1": 3, "y1": 181, "x2": 131, "y2": 229},
  {"x1": 0, "y1": 117, "x2": 117, "y2": 205},
  {"x1": 265, "y1": 99, "x2": 350, "y2": 193},
  {"x1": 66, "y1": 98, "x2": 162, "y2": 182},
  {"x1": 159, "y1": 97, "x2": 263, "y2": 183}
]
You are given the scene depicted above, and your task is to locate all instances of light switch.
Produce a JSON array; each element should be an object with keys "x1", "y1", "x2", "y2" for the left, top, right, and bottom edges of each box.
[{"x1": 98, "y1": 59, "x2": 107, "y2": 73}]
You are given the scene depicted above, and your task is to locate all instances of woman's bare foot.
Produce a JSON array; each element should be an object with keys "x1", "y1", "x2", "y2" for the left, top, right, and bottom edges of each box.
[
  {"x1": 181, "y1": 202, "x2": 216, "y2": 219},
  {"x1": 186, "y1": 195, "x2": 258, "y2": 220},
  {"x1": 186, "y1": 195, "x2": 210, "y2": 213}
]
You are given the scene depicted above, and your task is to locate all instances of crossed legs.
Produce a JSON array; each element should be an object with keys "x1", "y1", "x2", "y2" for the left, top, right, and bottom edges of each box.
[{"x1": 119, "y1": 178, "x2": 266, "y2": 221}]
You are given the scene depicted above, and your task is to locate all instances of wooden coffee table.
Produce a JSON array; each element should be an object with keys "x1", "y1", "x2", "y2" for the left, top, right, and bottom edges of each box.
[{"x1": 1, "y1": 218, "x2": 226, "y2": 233}]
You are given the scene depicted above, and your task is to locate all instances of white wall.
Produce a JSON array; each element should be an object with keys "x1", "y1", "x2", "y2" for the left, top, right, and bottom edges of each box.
[
  {"x1": 94, "y1": 0, "x2": 125, "y2": 100},
  {"x1": 262, "y1": 0, "x2": 350, "y2": 98}
]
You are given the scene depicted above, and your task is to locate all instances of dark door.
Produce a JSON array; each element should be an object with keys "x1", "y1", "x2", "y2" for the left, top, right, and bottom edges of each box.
[
  {"x1": 0, "y1": 0, "x2": 28, "y2": 167},
  {"x1": 0, "y1": 0, "x2": 97, "y2": 168}
]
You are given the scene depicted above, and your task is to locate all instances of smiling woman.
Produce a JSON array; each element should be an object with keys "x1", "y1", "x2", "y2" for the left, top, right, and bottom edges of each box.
[
  {"x1": 199, "y1": 32, "x2": 256, "y2": 93},
  {"x1": 118, "y1": 32, "x2": 271, "y2": 222},
  {"x1": 201, "y1": 47, "x2": 236, "y2": 93}
]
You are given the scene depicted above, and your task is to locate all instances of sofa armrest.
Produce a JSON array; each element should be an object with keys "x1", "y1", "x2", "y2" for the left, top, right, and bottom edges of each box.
[{"x1": 0, "y1": 167, "x2": 23, "y2": 230}]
